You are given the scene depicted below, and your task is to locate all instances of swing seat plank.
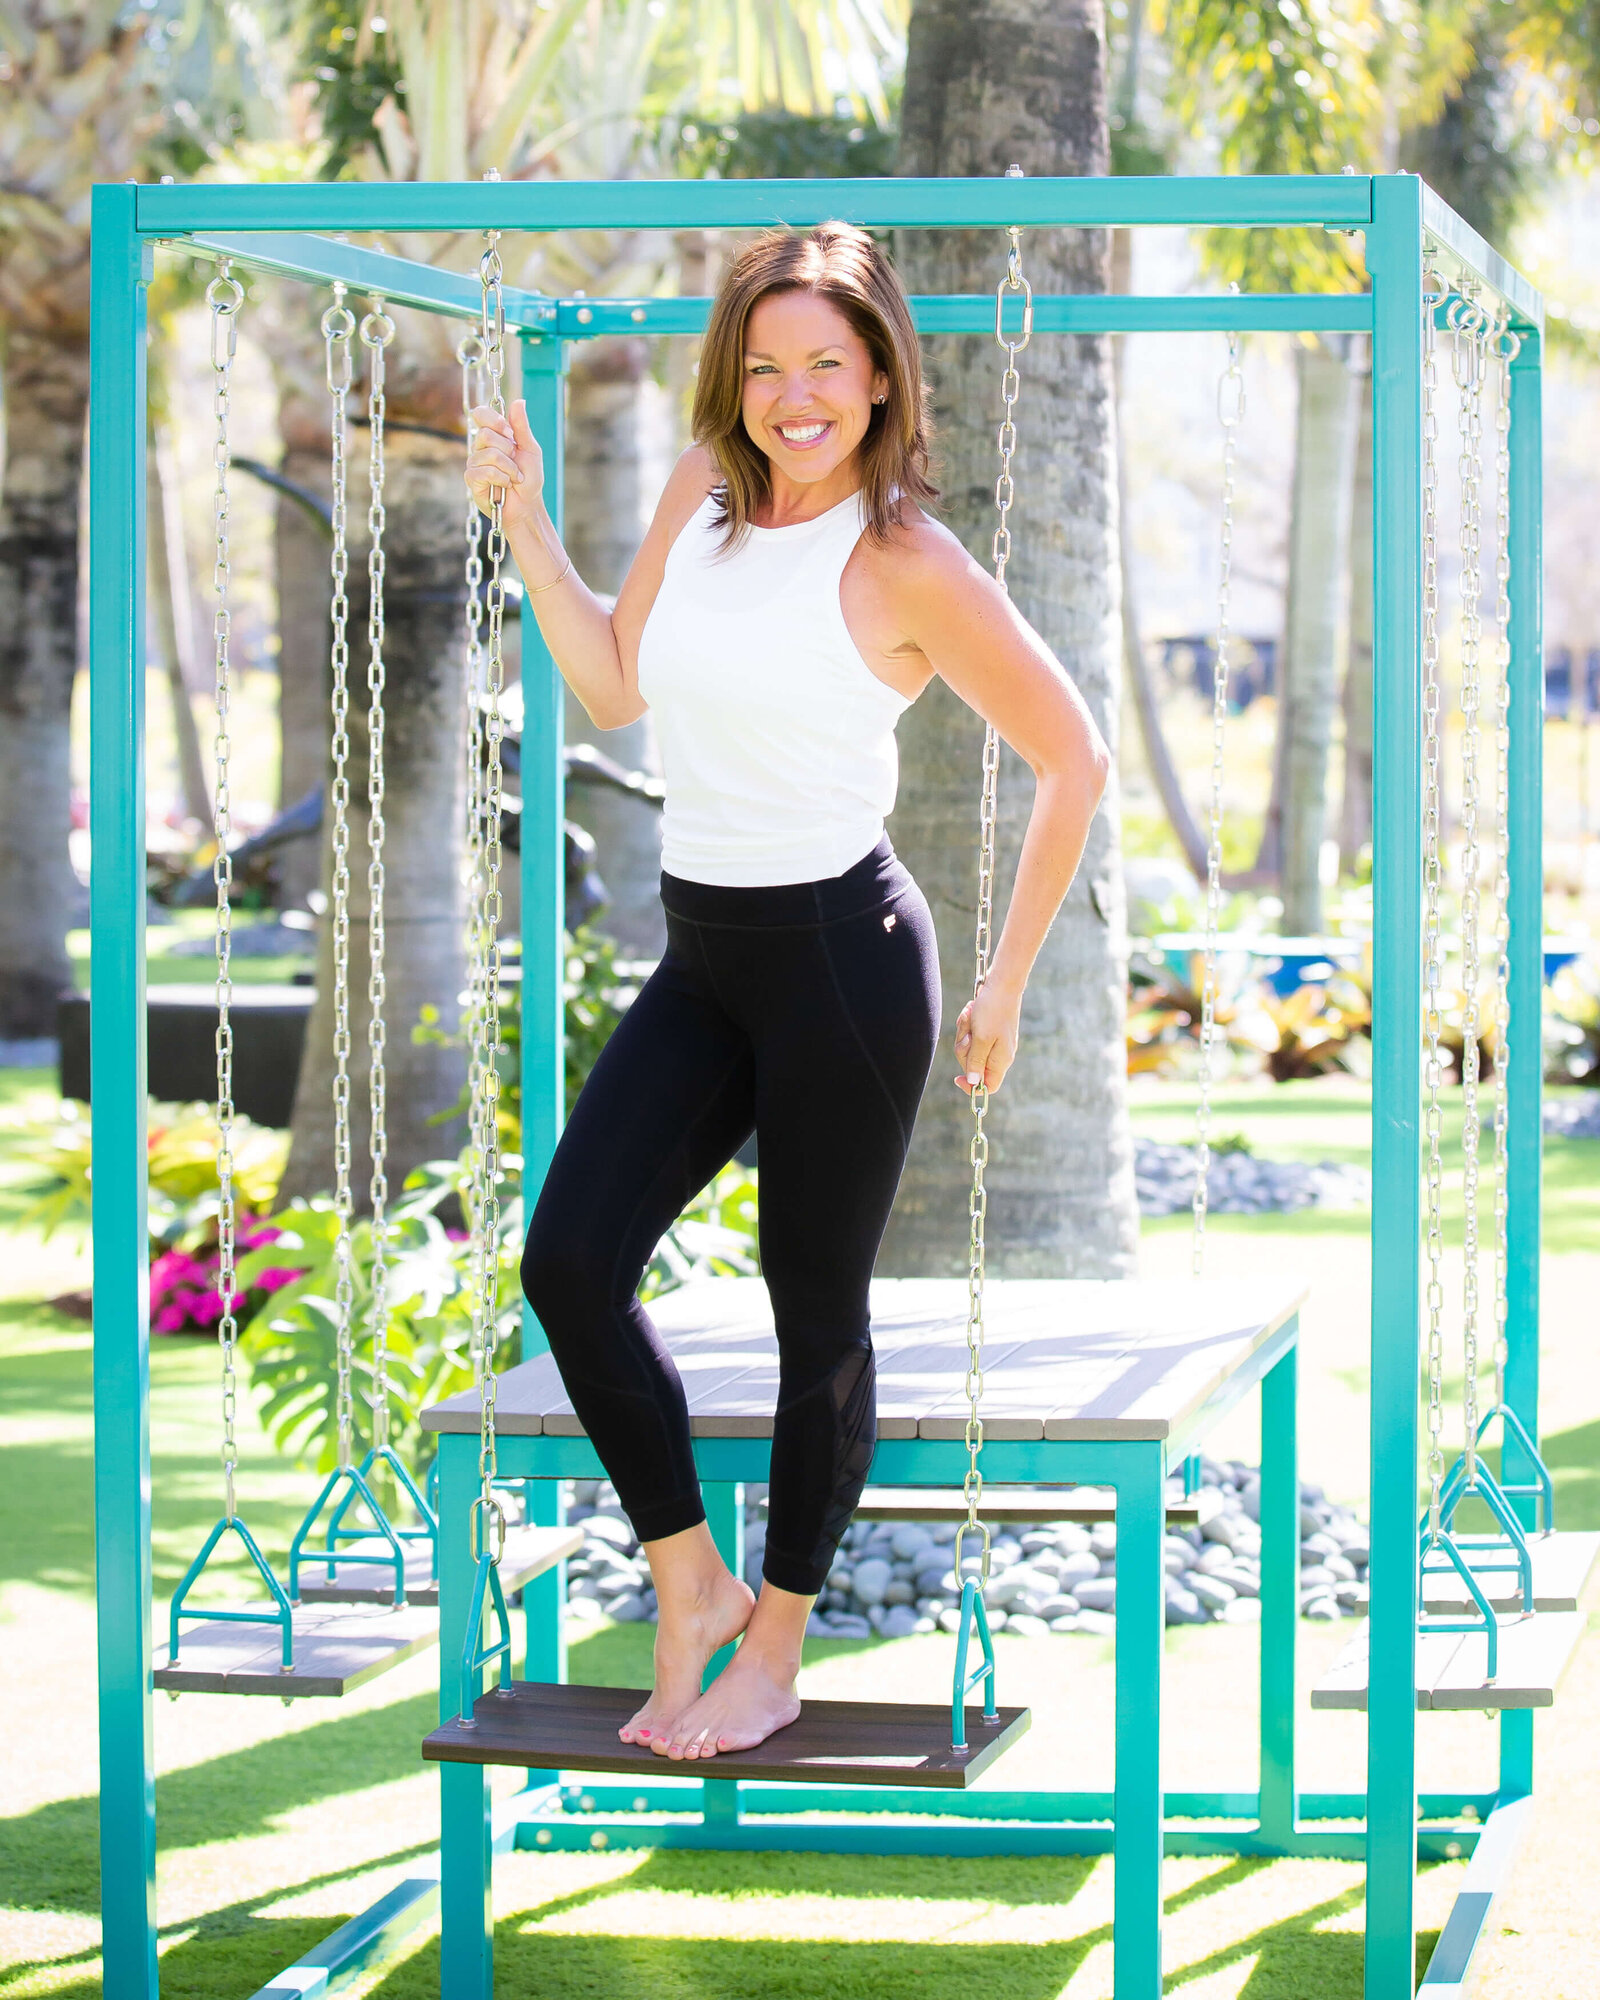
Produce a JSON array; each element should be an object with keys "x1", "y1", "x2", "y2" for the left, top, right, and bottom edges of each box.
[
  {"x1": 297, "y1": 1522, "x2": 583, "y2": 1607},
  {"x1": 1309, "y1": 1610, "x2": 1586, "y2": 1712},
  {"x1": 846, "y1": 1484, "x2": 1203, "y2": 1527},
  {"x1": 423, "y1": 1679, "x2": 1030, "y2": 1788},
  {"x1": 1418, "y1": 1530, "x2": 1600, "y2": 1616},
  {"x1": 154, "y1": 1601, "x2": 437, "y2": 1697}
]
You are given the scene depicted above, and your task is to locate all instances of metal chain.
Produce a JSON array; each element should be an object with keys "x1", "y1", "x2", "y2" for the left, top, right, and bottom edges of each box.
[
  {"x1": 362, "y1": 299, "x2": 397, "y2": 1451},
  {"x1": 472, "y1": 233, "x2": 510, "y2": 1564},
  {"x1": 1490, "y1": 311, "x2": 1519, "y2": 1413},
  {"x1": 207, "y1": 263, "x2": 245, "y2": 1523},
  {"x1": 1451, "y1": 286, "x2": 1488, "y2": 1484},
  {"x1": 1193, "y1": 329, "x2": 1245, "y2": 1277},
  {"x1": 954, "y1": 193, "x2": 1031, "y2": 1597},
  {"x1": 458, "y1": 329, "x2": 492, "y2": 1384},
  {"x1": 324, "y1": 283, "x2": 358, "y2": 1472},
  {"x1": 1421, "y1": 261, "x2": 1448, "y2": 1541}
]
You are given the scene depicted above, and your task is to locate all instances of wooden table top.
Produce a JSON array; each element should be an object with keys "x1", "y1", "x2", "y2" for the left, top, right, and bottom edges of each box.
[{"x1": 423, "y1": 1275, "x2": 1306, "y2": 1445}]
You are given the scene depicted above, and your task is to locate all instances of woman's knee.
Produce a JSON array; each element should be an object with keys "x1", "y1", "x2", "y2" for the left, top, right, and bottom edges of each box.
[{"x1": 520, "y1": 1210, "x2": 614, "y2": 1348}]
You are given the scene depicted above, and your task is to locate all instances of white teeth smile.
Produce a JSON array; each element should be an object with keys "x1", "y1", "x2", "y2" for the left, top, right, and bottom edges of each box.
[{"x1": 777, "y1": 421, "x2": 829, "y2": 443}]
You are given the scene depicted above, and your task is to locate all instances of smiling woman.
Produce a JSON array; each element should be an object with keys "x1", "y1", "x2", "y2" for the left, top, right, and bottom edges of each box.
[{"x1": 462, "y1": 219, "x2": 1110, "y2": 1766}]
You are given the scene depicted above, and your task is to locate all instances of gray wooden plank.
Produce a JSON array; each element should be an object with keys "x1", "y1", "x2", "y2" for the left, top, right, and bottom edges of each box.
[
  {"x1": 849, "y1": 1484, "x2": 1203, "y2": 1526},
  {"x1": 421, "y1": 1275, "x2": 1309, "y2": 1441},
  {"x1": 154, "y1": 1602, "x2": 437, "y2": 1697},
  {"x1": 1308, "y1": 1621, "x2": 1464, "y2": 1711},
  {"x1": 1426, "y1": 1611, "x2": 1585, "y2": 1710},
  {"x1": 297, "y1": 1524, "x2": 582, "y2": 1606},
  {"x1": 1421, "y1": 1531, "x2": 1600, "y2": 1615}
]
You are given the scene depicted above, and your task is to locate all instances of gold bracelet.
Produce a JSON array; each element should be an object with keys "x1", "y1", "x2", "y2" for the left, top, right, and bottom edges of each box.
[{"x1": 527, "y1": 553, "x2": 573, "y2": 595}]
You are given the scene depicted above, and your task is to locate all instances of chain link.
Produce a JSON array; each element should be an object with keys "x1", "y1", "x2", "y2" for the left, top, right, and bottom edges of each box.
[
  {"x1": 207, "y1": 264, "x2": 245, "y2": 1522},
  {"x1": 1421, "y1": 262, "x2": 1448, "y2": 1541},
  {"x1": 458, "y1": 331, "x2": 492, "y2": 1387},
  {"x1": 361, "y1": 300, "x2": 397, "y2": 1450},
  {"x1": 324, "y1": 284, "x2": 358, "y2": 1471},
  {"x1": 954, "y1": 197, "x2": 1030, "y2": 1595},
  {"x1": 1450, "y1": 286, "x2": 1488, "y2": 1484},
  {"x1": 471, "y1": 235, "x2": 510, "y2": 1564},
  {"x1": 1193, "y1": 328, "x2": 1245, "y2": 1276},
  {"x1": 1490, "y1": 312, "x2": 1519, "y2": 1414}
]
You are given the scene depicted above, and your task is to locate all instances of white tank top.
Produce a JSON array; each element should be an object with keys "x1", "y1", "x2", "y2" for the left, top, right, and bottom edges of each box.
[{"x1": 636, "y1": 488, "x2": 912, "y2": 887}]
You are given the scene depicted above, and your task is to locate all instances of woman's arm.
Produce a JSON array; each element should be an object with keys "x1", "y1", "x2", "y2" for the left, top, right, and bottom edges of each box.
[
  {"x1": 880, "y1": 521, "x2": 1112, "y2": 1097},
  {"x1": 465, "y1": 402, "x2": 715, "y2": 729}
]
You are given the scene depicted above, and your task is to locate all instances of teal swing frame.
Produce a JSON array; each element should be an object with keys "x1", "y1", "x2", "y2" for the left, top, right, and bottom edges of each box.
[{"x1": 88, "y1": 171, "x2": 1546, "y2": 2000}]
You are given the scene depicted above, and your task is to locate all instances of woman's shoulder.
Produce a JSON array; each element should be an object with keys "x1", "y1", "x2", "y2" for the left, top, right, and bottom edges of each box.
[
  {"x1": 861, "y1": 501, "x2": 978, "y2": 595},
  {"x1": 656, "y1": 445, "x2": 721, "y2": 535}
]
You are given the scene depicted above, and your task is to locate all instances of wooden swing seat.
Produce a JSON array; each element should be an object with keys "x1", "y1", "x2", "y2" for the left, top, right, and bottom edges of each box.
[
  {"x1": 1418, "y1": 1529, "x2": 1600, "y2": 1615},
  {"x1": 297, "y1": 1521, "x2": 582, "y2": 1607},
  {"x1": 1310, "y1": 1609, "x2": 1586, "y2": 1712},
  {"x1": 154, "y1": 1599, "x2": 438, "y2": 1698},
  {"x1": 423, "y1": 1678, "x2": 1030, "y2": 1787}
]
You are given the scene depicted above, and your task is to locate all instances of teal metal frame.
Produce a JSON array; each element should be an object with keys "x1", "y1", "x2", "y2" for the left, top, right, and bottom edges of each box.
[{"x1": 87, "y1": 173, "x2": 1545, "y2": 2000}]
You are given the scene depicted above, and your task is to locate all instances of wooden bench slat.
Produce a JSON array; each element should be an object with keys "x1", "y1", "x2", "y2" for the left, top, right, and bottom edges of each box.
[
  {"x1": 422, "y1": 1679, "x2": 1030, "y2": 1789},
  {"x1": 845, "y1": 1484, "x2": 1203, "y2": 1526},
  {"x1": 1310, "y1": 1610, "x2": 1587, "y2": 1712}
]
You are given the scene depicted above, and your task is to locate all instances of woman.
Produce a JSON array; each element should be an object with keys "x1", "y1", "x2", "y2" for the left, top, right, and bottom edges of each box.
[{"x1": 465, "y1": 221, "x2": 1109, "y2": 1762}]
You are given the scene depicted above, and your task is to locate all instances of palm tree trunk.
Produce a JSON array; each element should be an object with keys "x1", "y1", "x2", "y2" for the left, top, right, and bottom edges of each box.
[
  {"x1": 885, "y1": 0, "x2": 1139, "y2": 1280},
  {"x1": 0, "y1": 329, "x2": 85, "y2": 1038},
  {"x1": 1254, "y1": 336, "x2": 1360, "y2": 929},
  {"x1": 278, "y1": 424, "x2": 469, "y2": 1202},
  {"x1": 562, "y1": 337, "x2": 667, "y2": 956},
  {"x1": 147, "y1": 421, "x2": 211, "y2": 825},
  {"x1": 1339, "y1": 352, "x2": 1374, "y2": 875}
]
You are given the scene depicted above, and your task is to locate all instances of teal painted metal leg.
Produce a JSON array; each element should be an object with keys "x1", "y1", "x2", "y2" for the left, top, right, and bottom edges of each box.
[
  {"x1": 1259, "y1": 1332, "x2": 1299, "y2": 1848},
  {"x1": 89, "y1": 183, "x2": 159, "y2": 2000},
  {"x1": 524, "y1": 1478, "x2": 567, "y2": 1686},
  {"x1": 1366, "y1": 171, "x2": 1427, "y2": 2000},
  {"x1": 1113, "y1": 1444, "x2": 1166, "y2": 1997},
  {"x1": 1502, "y1": 334, "x2": 1544, "y2": 1527},
  {"x1": 702, "y1": 1481, "x2": 744, "y2": 1829},
  {"x1": 517, "y1": 331, "x2": 568, "y2": 1364},
  {"x1": 1500, "y1": 330, "x2": 1544, "y2": 1808},
  {"x1": 438, "y1": 1435, "x2": 493, "y2": 1999}
]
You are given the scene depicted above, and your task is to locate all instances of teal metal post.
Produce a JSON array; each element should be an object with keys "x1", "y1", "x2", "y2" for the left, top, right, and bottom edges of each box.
[
  {"x1": 1365, "y1": 172, "x2": 1427, "y2": 1998},
  {"x1": 90, "y1": 183, "x2": 159, "y2": 2000},
  {"x1": 1499, "y1": 326, "x2": 1544, "y2": 1803},
  {"x1": 524, "y1": 1479, "x2": 568, "y2": 1687},
  {"x1": 702, "y1": 1482, "x2": 746, "y2": 1828},
  {"x1": 438, "y1": 1434, "x2": 493, "y2": 1999},
  {"x1": 1113, "y1": 1446, "x2": 1165, "y2": 1998},
  {"x1": 1258, "y1": 1337, "x2": 1299, "y2": 1848},
  {"x1": 518, "y1": 332, "x2": 567, "y2": 1360}
]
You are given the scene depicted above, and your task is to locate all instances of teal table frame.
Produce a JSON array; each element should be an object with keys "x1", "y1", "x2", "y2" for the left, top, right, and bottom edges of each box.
[{"x1": 86, "y1": 173, "x2": 1545, "y2": 2000}]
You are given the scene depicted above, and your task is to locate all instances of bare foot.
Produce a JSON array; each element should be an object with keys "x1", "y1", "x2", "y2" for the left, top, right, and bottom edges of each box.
[
  {"x1": 618, "y1": 1568, "x2": 754, "y2": 1747},
  {"x1": 655, "y1": 1645, "x2": 801, "y2": 1761}
]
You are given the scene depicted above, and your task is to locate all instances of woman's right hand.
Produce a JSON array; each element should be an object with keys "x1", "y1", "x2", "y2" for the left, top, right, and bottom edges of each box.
[{"x1": 465, "y1": 398, "x2": 544, "y2": 532}]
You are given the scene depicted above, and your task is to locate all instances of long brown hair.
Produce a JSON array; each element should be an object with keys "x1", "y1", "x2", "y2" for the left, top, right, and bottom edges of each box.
[{"x1": 692, "y1": 222, "x2": 937, "y2": 549}]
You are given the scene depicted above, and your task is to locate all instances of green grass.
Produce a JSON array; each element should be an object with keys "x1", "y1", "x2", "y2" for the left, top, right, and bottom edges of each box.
[{"x1": 1, "y1": 1070, "x2": 1597, "y2": 1999}]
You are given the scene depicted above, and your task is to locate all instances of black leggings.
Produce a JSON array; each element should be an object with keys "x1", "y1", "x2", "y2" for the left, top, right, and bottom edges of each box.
[{"x1": 522, "y1": 837, "x2": 940, "y2": 1596}]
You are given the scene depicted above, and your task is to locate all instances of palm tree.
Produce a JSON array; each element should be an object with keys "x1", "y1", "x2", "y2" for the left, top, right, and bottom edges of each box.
[
  {"x1": 278, "y1": 0, "x2": 908, "y2": 1189},
  {"x1": 0, "y1": 6, "x2": 168, "y2": 1039},
  {"x1": 883, "y1": 0, "x2": 1140, "y2": 1280}
]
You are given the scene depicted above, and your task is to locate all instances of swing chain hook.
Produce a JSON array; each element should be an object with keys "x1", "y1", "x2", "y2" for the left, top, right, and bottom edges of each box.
[
  {"x1": 325, "y1": 281, "x2": 358, "y2": 1471},
  {"x1": 208, "y1": 261, "x2": 243, "y2": 1523},
  {"x1": 1421, "y1": 256, "x2": 1448, "y2": 1543},
  {"x1": 361, "y1": 300, "x2": 397, "y2": 1452}
]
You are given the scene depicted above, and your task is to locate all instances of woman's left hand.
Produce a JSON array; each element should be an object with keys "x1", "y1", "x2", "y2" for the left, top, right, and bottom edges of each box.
[{"x1": 954, "y1": 979, "x2": 1022, "y2": 1096}]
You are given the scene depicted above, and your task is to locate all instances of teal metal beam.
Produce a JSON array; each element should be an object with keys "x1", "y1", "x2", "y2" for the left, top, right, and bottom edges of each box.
[
  {"x1": 1417, "y1": 1795, "x2": 1533, "y2": 1993},
  {"x1": 135, "y1": 173, "x2": 1376, "y2": 237},
  {"x1": 1421, "y1": 184, "x2": 1543, "y2": 331},
  {"x1": 1365, "y1": 170, "x2": 1426, "y2": 2000},
  {"x1": 517, "y1": 333, "x2": 567, "y2": 1360},
  {"x1": 89, "y1": 183, "x2": 159, "y2": 2000},
  {"x1": 181, "y1": 230, "x2": 555, "y2": 328}
]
